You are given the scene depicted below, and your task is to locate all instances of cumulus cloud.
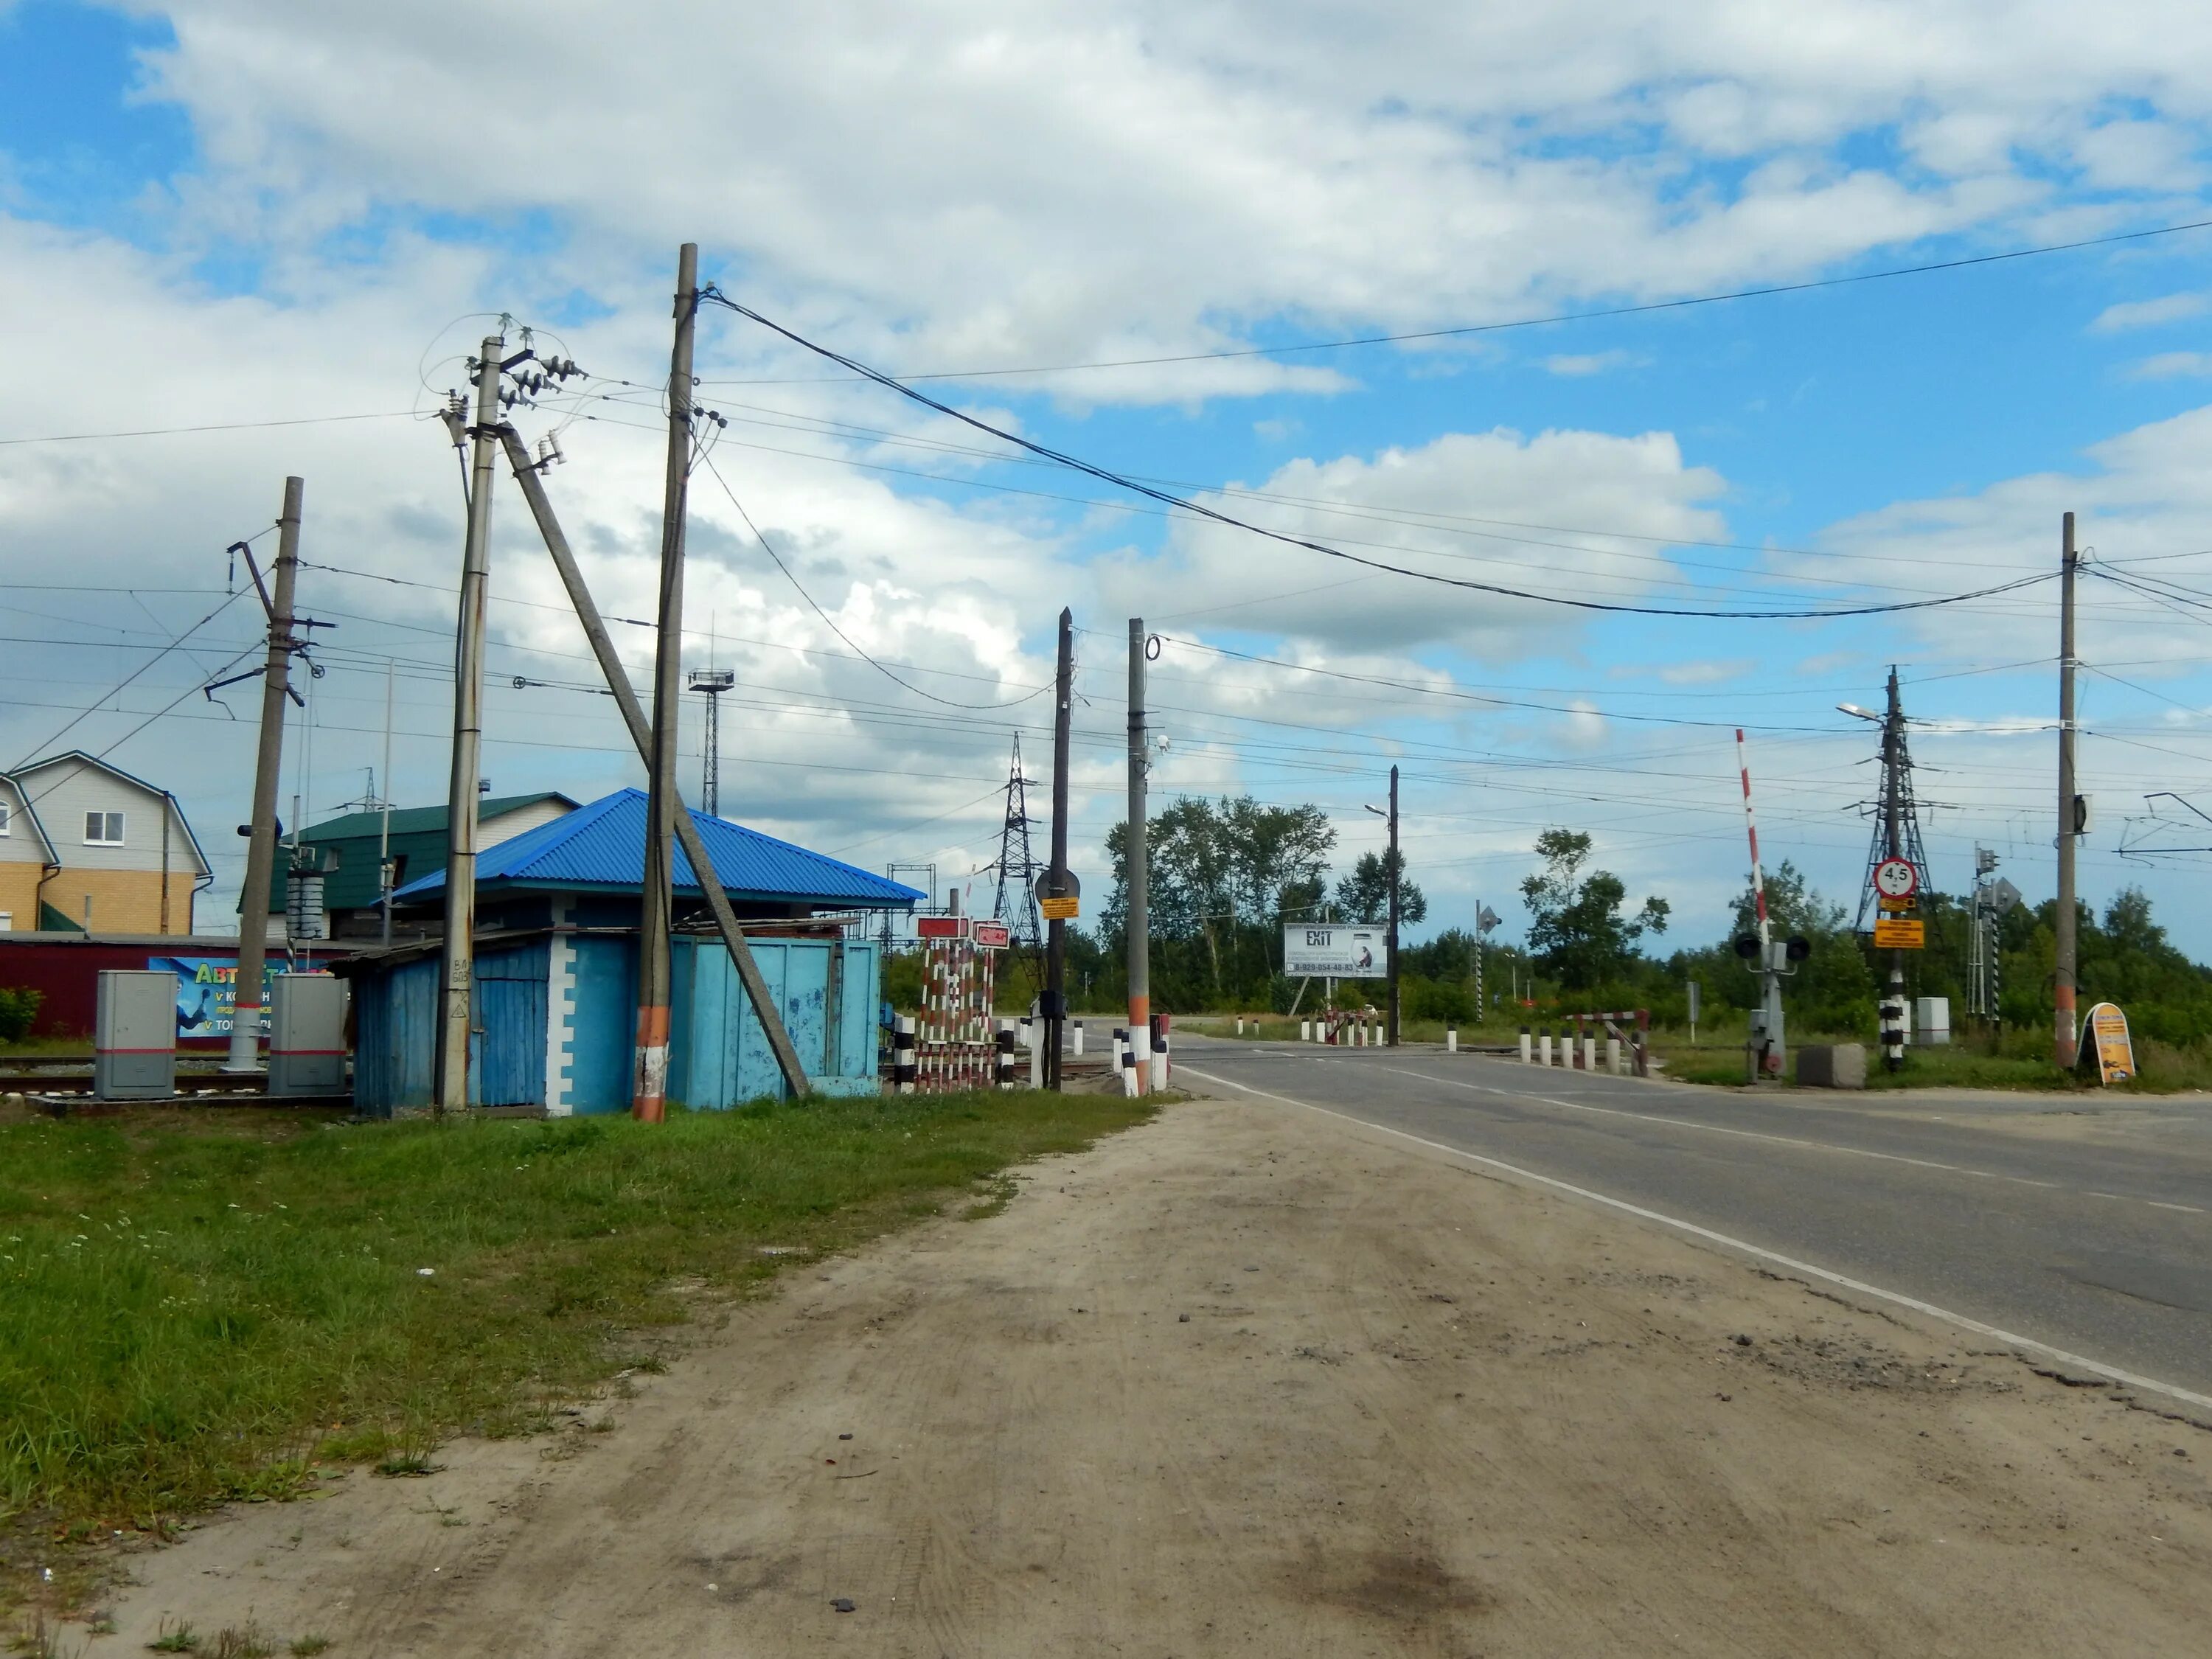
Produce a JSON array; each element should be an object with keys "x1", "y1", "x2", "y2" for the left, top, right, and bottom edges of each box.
[
  {"x1": 1096, "y1": 428, "x2": 1730, "y2": 656},
  {"x1": 2092, "y1": 292, "x2": 2211, "y2": 332}
]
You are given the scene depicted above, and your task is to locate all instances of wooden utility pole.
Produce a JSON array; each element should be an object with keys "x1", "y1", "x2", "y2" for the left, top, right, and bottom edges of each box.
[
  {"x1": 433, "y1": 336, "x2": 504, "y2": 1115},
  {"x1": 635, "y1": 243, "x2": 699, "y2": 1123},
  {"x1": 1125, "y1": 618, "x2": 1150, "y2": 1092},
  {"x1": 1385, "y1": 763, "x2": 1400, "y2": 1045},
  {"x1": 224, "y1": 475, "x2": 302, "y2": 1073},
  {"x1": 2055, "y1": 511, "x2": 2080, "y2": 1068},
  {"x1": 499, "y1": 425, "x2": 813, "y2": 1097},
  {"x1": 1044, "y1": 608, "x2": 1074, "y2": 1090}
]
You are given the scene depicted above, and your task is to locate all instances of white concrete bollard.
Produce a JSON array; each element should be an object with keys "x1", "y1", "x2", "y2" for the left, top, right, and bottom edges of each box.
[
  {"x1": 1539, "y1": 1032, "x2": 1553, "y2": 1067},
  {"x1": 1519, "y1": 1026, "x2": 1532, "y2": 1065},
  {"x1": 1236, "y1": 1016, "x2": 1245, "y2": 1036},
  {"x1": 1299, "y1": 1019, "x2": 1312, "y2": 1043},
  {"x1": 1074, "y1": 1019, "x2": 1085, "y2": 1057},
  {"x1": 1607, "y1": 1036, "x2": 1623, "y2": 1075},
  {"x1": 1447, "y1": 1028, "x2": 1458, "y2": 1054},
  {"x1": 1583, "y1": 1036, "x2": 1598, "y2": 1072},
  {"x1": 1150, "y1": 1018, "x2": 1169, "y2": 1091}
]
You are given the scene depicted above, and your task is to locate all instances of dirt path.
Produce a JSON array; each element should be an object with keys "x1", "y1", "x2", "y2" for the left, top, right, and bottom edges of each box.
[{"x1": 94, "y1": 1093, "x2": 2212, "y2": 1655}]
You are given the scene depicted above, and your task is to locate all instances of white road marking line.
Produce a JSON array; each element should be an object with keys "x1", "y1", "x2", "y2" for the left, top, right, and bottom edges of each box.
[
  {"x1": 1180, "y1": 1064, "x2": 2212, "y2": 1416},
  {"x1": 1371, "y1": 1062, "x2": 2062, "y2": 1191}
]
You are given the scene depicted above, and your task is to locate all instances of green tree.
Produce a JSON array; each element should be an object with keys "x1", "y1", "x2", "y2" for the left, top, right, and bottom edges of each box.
[
  {"x1": 1102, "y1": 795, "x2": 1337, "y2": 1002},
  {"x1": 1333, "y1": 848, "x2": 1427, "y2": 928},
  {"x1": 1520, "y1": 829, "x2": 1669, "y2": 990}
]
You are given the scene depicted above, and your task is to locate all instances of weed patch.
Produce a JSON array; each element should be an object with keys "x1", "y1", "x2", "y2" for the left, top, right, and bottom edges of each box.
[{"x1": 0, "y1": 1089, "x2": 1152, "y2": 1607}]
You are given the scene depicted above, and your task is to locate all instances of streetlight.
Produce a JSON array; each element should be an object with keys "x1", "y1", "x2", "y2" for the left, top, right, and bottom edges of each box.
[{"x1": 1837, "y1": 703, "x2": 1880, "y2": 722}]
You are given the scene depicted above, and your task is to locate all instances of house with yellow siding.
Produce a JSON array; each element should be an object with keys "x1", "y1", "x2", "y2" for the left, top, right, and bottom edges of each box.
[{"x1": 0, "y1": 753, "x2": 210, "y2": 934}]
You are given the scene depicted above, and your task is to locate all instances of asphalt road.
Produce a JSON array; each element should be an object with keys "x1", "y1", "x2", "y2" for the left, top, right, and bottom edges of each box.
[{"x1": 1175, "y1": 1036, "x2": 2212, "y2": 1405}]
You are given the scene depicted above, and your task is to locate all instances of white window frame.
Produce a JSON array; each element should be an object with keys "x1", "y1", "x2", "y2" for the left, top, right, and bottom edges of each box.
[
  {"x1": 0, "y1": 911, "x2": 11, "y2": 933},
  {"x1": 0, "y1": 801, "x2": 10, "y2": 835},
  {"x1": 84, "y1": 810, "x2": 126, "y2": 846}
]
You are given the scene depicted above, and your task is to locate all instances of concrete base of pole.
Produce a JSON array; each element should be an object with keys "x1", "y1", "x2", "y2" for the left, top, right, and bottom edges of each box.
[{"x1": 222, "y1": 1006, "x2": 265, "y2": 1072}]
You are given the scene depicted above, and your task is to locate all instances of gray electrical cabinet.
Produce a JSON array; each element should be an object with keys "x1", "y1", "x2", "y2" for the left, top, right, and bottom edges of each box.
[
  {"x1": 94, "y1": 970, "x2": 177, "y2": 1100},
  {"x1": 269, "y1": 972, "x2": 349, "y2": 1096}
]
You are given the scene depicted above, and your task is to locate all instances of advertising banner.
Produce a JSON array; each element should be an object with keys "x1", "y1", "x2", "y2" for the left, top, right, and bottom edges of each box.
[
  {"x1": 146, "y1": 956, "x2": 295, "y2": 1040},
  {"x1": 2085, "y1": 1001, "x2": 2136, "y2": 1084},
  {"x1": 1282, "y1": 925, "x2": 1389, "y2": 979}
]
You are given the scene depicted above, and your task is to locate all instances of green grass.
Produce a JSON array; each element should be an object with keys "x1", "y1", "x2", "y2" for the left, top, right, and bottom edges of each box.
[
  {"x1": 0, "y1": 1088, "x2": 1152, "y2": 1593},
  {"x1": 1652, "y1": 1034, "x2": 2212, "y2": 1092}
]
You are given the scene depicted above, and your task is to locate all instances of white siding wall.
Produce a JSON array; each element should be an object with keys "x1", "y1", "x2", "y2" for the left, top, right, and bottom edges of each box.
[
  {"x1": 15, "y1": 759, "x2": 204, "y2": 874},
  {"x1": 482, "y1": 798, "x2": 575, "y2": 849},
  {"x1": 0, "y1": 778, "x2": 45, "y2": 866}
]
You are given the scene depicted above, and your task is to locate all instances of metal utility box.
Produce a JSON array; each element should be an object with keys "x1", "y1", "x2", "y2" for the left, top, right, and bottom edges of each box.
[
  {"x1": 269, "y1": 971, "x2": 348, "y2": 1096},
  {"x1": 1913, "y1": 996, "x2": 1951, "y2": 1046},
  {"x1": 94, "y1": 969, "x2": 177, "y2": 1099}
]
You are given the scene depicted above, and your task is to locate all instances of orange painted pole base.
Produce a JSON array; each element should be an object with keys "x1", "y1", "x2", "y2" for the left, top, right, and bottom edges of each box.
[{"x1": 633, "y1": 1004, "x2": 670, "y2": 1122}]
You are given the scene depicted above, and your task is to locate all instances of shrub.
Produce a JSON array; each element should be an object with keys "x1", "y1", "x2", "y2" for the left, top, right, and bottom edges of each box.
[{"x1": 0, "y1": 985, "x2": 43, "y2": 1043}]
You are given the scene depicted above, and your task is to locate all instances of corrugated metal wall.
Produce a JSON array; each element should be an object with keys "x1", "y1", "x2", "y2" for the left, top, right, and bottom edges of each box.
[
  {"x1": 671, "y1": 935, "x2": 880, "y2": 1106},
  {"x1": 352, "y1": 932, "x2": 880, "y2": 1115}
]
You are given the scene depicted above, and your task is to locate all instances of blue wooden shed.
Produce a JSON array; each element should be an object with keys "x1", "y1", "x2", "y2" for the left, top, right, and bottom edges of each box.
[{"x1": 338, "y1": 791, "x2": 921, "y2": 1115}]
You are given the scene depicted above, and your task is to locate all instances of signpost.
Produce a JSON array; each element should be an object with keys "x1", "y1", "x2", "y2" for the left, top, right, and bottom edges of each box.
[
  {"x1": 1872, "y1": 917, "x2": 1926, "y2": 950},
  {"x1": 1283, "y1": 924, "x2": 1389, "y2": 979},
  {"x1": 1037, "y1": 869, "x2": 1080, "y2": 922}
]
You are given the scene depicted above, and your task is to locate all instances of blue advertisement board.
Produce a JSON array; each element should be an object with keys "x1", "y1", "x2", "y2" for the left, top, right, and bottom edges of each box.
[{"x1": 146, "y1": 956, "x2": 296, "y2": 1039}]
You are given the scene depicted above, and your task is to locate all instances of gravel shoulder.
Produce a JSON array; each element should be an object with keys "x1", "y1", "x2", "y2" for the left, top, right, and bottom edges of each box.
[{"x1": 89, "y1": 1091, "x2": 2212, "y2": 1656}]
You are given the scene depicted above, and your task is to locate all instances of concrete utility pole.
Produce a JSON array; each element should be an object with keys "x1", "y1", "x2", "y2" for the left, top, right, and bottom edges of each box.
[
  {"x1": 225, "y1": 475, "x2": 304, "y2": 1073},
  {"x1": 433, "y1": 335, "x2": 505, "y2": 1115},
  {"x1": 2055, "y1": 510, "x2": 2080, "y2": 1068},
  {"x1": 1044, "y1": 608, "x2": 1074, "y2": 1090},
  {"x1": 635, "y1": 243, "x2": 700, "y2": 1124},
  {"x1": 1386, "y1": 765, "x2": 1400, "y2": 1045},
  {"x1": 1126, "y1": 618, "x2": 1150, "y2": 1092}
]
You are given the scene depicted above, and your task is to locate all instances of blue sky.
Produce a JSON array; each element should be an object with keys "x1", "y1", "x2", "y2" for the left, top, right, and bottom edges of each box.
[{"x1": 7, "y1": 0, "x2": 2212, "y2": 961}]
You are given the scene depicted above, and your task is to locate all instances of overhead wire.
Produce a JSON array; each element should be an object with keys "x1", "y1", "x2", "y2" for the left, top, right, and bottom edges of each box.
[
  {"x1": 694, "y1": 215, "x2": 2212, "y2": 386},
  {"x1": 702, "y1": 292, "x2": 2062, "y2": 622}
]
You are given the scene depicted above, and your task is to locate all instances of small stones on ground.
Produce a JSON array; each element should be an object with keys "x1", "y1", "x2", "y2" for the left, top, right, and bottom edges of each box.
[
  {"x1": 830, "y1": 1597, "x2": 856, "y2": 1613},
  {"x1": 1178, "y1": 1313, "x2": 1191, "y2": 1323},
  {"x1": 838, "y1": 1433, "x2": 853, "y2": 1441},
  {"x1": 1733, "y1": 1333, "x2": 1752, "y2": 1346}
]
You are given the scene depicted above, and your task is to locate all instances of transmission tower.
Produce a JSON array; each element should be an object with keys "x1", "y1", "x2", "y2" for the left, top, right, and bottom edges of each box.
[
  {"x1": 1851, "y1": 667, "x2": 1935, "y2": 933},
  {"x1": 689, "y1": 669, "x2": 734, "y2": 815},
  {"x1": 990, "y1": 734, "x2": 1044, "y2": 957}
]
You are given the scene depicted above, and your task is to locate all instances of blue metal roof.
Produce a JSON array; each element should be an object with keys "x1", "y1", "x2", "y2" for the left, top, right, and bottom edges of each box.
[{"x1": 391, "y1": 789, "x2": 925, "y2": 909}]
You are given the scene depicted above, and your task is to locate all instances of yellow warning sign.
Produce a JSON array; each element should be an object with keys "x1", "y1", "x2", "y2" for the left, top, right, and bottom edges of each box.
[
  {"x1": 1039, "y1": 896, "x2": 1080, "y2": 921},
  {"x1": 2085, "y1": 1002, "x2": 2136, "y2": 1084},
  {"x1": 1873, "y1": 917, "x2": 1925, "y2": 950}
]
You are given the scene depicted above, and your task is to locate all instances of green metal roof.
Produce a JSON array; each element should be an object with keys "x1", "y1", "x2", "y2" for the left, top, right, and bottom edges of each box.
[{"x1": 262, "y1": 793, "x2": 577, "y2": 912}]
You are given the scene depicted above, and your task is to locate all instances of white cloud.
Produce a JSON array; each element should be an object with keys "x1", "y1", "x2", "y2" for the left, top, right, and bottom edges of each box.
[
  {"x1": 2092, "y1": 291, "x2": 2211, "y2": 332},
  {"x1": 1543, "y1": 350, "x2": 1641, "y2": 377},
  {"x1": 76, "y1": 0, "x2": 2212, "y2": 406},
  {"x1": 1095, "y1": 427, "x2": 1729, "y2": 655},
  {"x1": 2128, "y1": 351, "x2": 2212, "y2": 378}
]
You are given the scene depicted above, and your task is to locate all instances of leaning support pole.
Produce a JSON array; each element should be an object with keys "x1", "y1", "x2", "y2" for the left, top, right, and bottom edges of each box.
[{"x1": 499, "y1": 425, "x2": 812, "y2": 1099}]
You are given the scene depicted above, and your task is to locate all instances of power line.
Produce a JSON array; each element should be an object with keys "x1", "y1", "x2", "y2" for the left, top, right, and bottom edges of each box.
[
  {"x1": 704, "y1": 292, "x2": 2062, "y2": 623},
  {"x1": 0, "y1": 411, "x2": 416, "y2": 448},
  {"x1": 692, "y1": 448, "x2": 1051, "y2": 710},
  {"x1": 695, "y1": 216, "x2": 2212, "y2": 386}
]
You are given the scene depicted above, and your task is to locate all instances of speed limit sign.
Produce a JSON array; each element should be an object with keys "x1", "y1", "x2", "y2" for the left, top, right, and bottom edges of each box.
[{"x1": 1873, "y1": 858, "x2": 1919, "y2": 901}]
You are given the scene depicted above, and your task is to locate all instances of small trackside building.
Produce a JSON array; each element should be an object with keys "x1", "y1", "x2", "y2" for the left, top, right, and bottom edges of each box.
[{"x1": 335, "y1": 789, "x2": 923, "y2": 1114}]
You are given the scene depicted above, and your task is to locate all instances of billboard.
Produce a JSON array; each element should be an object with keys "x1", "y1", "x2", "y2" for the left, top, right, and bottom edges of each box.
[
  {"x1": 146, "y1": 956, "x2": 296, "y2": 1040},
  {"x1": 1282, "y1": 925, "x2": 1389, "y2": 979}
]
